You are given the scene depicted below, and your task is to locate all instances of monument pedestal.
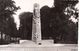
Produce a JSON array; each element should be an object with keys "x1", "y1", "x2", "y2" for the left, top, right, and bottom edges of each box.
[{"x1": 20, "y1": 40, "x2": 54, "y2": 46}]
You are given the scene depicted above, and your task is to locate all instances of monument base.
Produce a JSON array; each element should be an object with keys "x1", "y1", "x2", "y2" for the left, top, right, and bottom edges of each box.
[
  {"x1": 20, "y1": 40, "x2": 54, "y2": 46},
  {"x1": 0, "y1": 40, "x2": 77, "y2": 51}
]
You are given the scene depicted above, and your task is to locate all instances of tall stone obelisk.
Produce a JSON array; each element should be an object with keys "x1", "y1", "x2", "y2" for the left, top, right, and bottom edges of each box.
[{"x1": 32, "y1": 3, "x2": 41, "y2": 43}]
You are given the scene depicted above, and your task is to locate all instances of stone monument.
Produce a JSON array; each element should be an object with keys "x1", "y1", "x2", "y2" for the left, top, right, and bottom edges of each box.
[
  {"x1": 20, "y1": 3, "x2": 54, "y2": 45},
  {"x1": 31, "y1": 3, "x2": 54, "y2": 45},
  {"x1": 32, "y1": 3, "x2": 41, "y2": 44}
]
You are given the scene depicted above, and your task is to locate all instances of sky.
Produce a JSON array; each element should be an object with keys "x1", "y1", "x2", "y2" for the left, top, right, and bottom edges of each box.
[{"x1": 13, "y1": 0, "x2": 54, "y2": 29}]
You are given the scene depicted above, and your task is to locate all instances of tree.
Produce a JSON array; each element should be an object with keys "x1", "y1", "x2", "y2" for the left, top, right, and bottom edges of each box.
[
  {"x1": 40, "y1": 0, "x2": 78, "y2": 44},
  {"x1": 49, "y1": 0, "x2": 78, "y2": 43},
  {"x1": 0, "y1": 0, "x2": 20, "y2": 43},
  {"x1": 19, "y1": 12, "x2": 33, "y2": 39},
  {"x1": 40, "y1": 6, "x2": 51, "y2": 39}
]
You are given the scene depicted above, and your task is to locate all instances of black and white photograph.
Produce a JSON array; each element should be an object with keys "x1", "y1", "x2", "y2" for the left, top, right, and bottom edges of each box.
[{"x1": 0, "y1": 0, "x2": 79, "y2": 51}]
